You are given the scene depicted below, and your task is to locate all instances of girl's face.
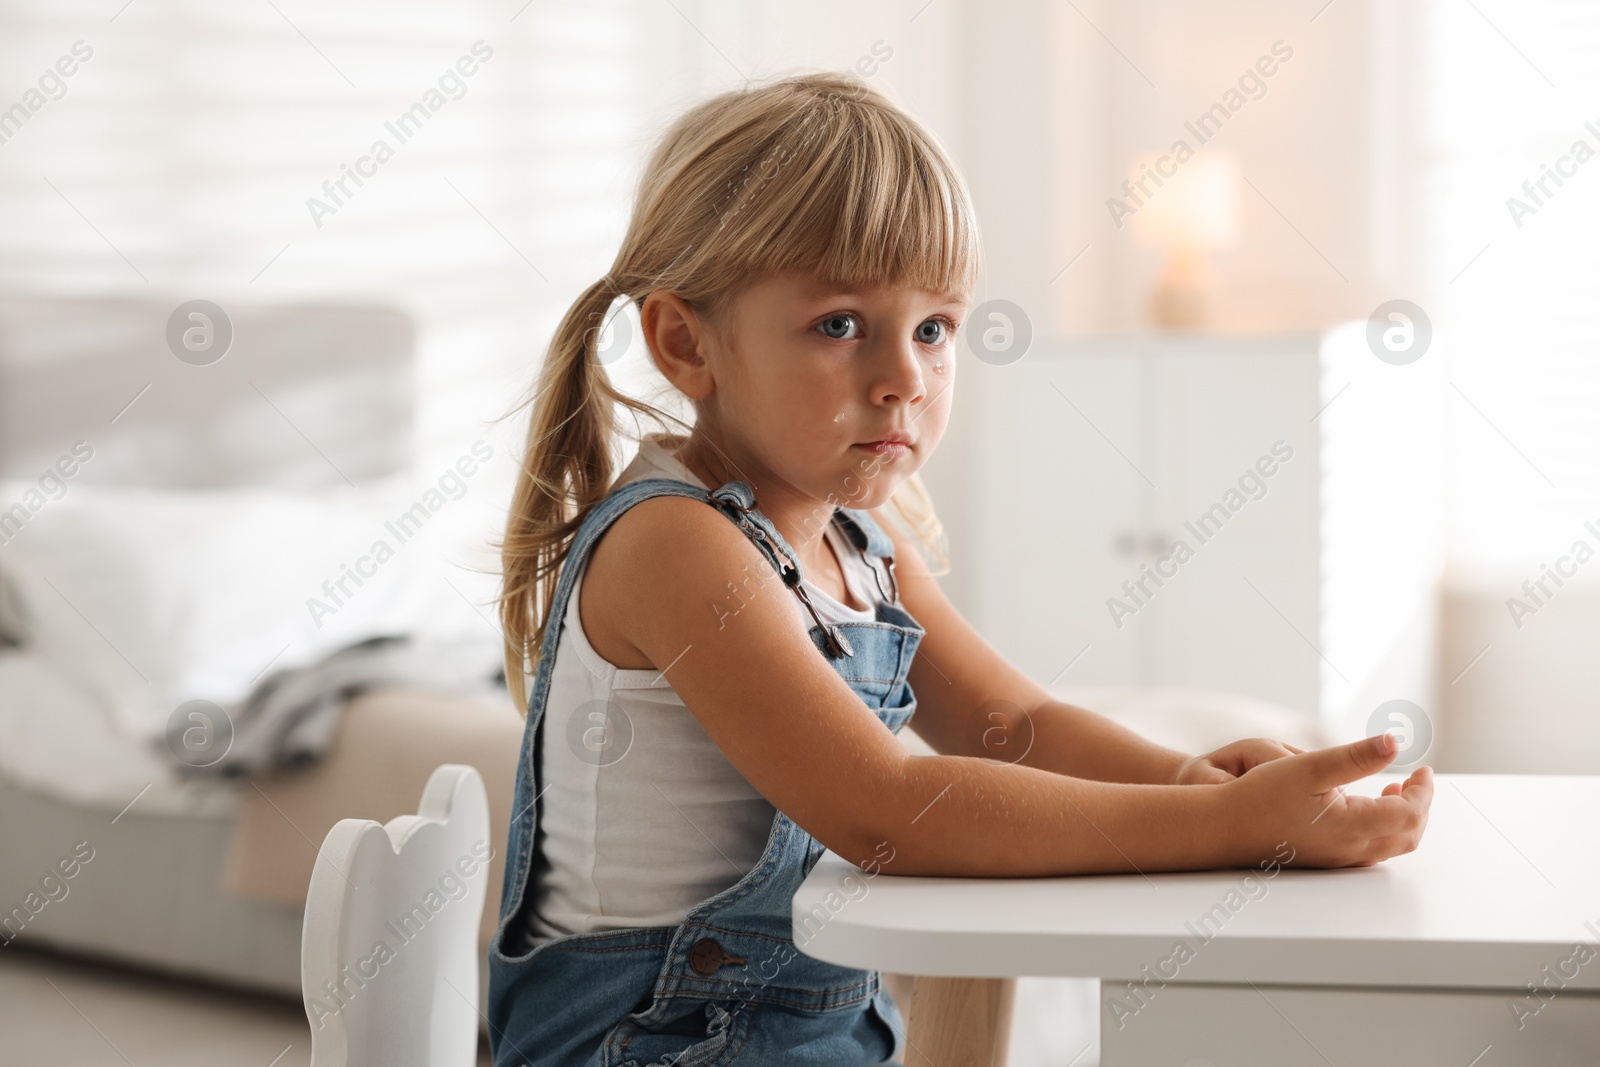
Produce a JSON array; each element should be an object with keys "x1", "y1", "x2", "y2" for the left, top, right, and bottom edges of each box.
[{"x1": 705, "y1": 270, "x2": 970, "y2": 511}]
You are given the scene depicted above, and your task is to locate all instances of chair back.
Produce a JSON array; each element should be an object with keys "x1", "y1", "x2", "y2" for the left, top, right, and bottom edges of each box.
[{"x1": 301, "y1": 763, "x2": 491, "y2": 1067}]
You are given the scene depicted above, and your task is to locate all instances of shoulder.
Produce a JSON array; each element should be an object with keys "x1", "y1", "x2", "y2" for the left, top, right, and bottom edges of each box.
[
  {"x1": 581, "y1": 491, "x2": 788, "y2": 657},
  {"x1": 590, "y1": 491, "x2": 766, "y2": 578}
]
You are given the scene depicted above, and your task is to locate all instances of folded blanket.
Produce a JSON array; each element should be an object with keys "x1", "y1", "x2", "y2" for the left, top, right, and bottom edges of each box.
[{"x1": 163, "y1": 633, "x2": 505, "y2": 778}]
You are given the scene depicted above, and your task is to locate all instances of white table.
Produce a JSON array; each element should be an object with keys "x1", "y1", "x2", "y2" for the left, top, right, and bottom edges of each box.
[{"x1": 793, "y1": 773, "x2": 1600, "y2": 1066}]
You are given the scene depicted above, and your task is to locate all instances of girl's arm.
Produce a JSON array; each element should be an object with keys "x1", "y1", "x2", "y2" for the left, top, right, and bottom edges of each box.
[{"x1": 593, "y1": 495, "x2": 1431, "y2": 879}]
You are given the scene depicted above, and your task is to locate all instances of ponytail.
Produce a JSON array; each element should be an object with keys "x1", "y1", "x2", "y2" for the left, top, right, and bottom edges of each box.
[{"x1": 497, "y1": 275, "x2": 664, "y2": 713}]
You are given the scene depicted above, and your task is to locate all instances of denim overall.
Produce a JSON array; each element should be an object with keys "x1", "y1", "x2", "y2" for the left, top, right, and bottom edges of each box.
[{"x1": 487, "y1": 476, "x2": 925, "y2": 1067}]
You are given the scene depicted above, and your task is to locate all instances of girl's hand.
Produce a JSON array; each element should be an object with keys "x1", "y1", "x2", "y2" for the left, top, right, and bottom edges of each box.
[
  {"x1": 1222, "y1": 732, "x2": 1434, "y2": 868},
  {"x1": 1173, "y1": 737, "x2": 1305, "y2": 785}
]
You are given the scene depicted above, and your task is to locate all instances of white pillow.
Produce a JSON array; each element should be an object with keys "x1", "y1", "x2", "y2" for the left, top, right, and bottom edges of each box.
[{"x1": 0, "y1": 477, "x2": 488, "y2": 742}]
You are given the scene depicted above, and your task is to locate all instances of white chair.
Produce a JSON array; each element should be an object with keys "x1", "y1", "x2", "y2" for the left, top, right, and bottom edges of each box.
[{"x1": 301, "y1": 764, "x2": 491, "y2": 1067}]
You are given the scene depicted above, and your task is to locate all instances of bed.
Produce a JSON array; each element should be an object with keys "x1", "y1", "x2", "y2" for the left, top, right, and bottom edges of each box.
[{"x1": 0, "y1": 295, "x2": 522, "y2": 1005}]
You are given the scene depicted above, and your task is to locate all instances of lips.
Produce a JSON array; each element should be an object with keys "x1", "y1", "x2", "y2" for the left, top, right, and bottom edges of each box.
[
  {"x1": 852, "y1": 434, "x2": 914, "y2": 458},
  {"x1": 855, "y1": 433, "x2": 913, "y2": 448}
]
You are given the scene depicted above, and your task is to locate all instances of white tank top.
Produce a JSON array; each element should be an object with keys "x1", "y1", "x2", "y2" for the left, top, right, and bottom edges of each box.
[{"x1": 525, "y1": 432, "x2": 885, "y2": 942}]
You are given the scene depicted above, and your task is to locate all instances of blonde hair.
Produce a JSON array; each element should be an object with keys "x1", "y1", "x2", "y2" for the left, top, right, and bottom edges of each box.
[{"x1": 497, "y1": 70, "x2": 981, "y2": 713}]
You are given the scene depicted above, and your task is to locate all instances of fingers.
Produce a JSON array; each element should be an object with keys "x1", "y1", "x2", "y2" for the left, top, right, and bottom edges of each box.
[
  {"x1": 1400, "y1": 764, "x2": 1434, "y2": 812},
  {"x1": 1301, "y1": 732, "x2": 1398, "y2": 791},
  {"x1": 1405, "y1": 767, "x2": 1435, "y2": 838},
  {"x1": 1214, "y1": 738, "x2": 1299, "y2": 777},
  {"x1": 1245, "y1": 738, "x2": 1298, "y2": 766},
  {"x1": 1364, "y1": 766, "x2": 1430, "y2": 801},
  {"x1": 1192, "y1": 764, "x2": 1236, "y2": 785},
  {"x1": 1375, "y1": 766, "x2": 1432, "y2": 808},
  {"x1": 1332, "y1": 766, "x2": 1434, "y2": 851}
]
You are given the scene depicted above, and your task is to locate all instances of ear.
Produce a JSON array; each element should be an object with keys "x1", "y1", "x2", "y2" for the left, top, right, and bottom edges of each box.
[{"x1": 640, "y1": 291, "x2": 716, "y2": 401}]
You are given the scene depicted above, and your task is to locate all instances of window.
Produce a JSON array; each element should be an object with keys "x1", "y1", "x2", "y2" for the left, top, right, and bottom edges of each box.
[{"x1": 1422, "y1": 0, "x2": 1600, "y2": 569}]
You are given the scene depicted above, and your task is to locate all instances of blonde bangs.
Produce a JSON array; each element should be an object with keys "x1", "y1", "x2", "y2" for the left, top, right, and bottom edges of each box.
[{"x1": 710, "y1": 90, "x2": 980, "y2": 303}]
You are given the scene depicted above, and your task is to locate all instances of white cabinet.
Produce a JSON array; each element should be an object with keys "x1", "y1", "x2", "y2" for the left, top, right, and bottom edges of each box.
[{"x1": 960, "y1": 325, "x2": 1444, "y2": 734}]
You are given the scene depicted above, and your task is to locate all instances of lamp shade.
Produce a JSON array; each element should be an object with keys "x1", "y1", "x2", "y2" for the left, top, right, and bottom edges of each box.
[{"x1": 1130, "y1": 151, "x2": 1240, "y2": 252}]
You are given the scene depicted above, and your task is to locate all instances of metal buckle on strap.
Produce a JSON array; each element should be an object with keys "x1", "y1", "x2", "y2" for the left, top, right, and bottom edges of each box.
[
  {"x1": 708, "y1": 482, "x2": 758, "y2": 512},
  {"x1": 878, "y1": 554, "x2": 900, "y2": 605},
  {"x1": 712, "y1": 491, "x2": 798, "y2": 574},
  {"x1": 846, "y1": 520, "x2": 899, "y2": 606},
  {"x1": 710, "y1": 487, "x2": 854, "y2": 657},
  {"x1": 790, "y1": 578, "x2": 855, "y2": 658},
  {"x1": 833, "y1": 508, "x2": 900, "y2": 605}
]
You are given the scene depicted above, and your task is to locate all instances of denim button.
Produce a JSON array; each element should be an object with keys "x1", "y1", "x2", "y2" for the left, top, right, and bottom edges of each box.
[{"x1": 689, "y1": 937, "x2": 744, "y2": 975}]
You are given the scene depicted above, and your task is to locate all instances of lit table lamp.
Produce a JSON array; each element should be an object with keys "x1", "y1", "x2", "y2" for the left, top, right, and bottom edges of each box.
[{"x1": 1129, "y1": 152, "x2": 1239, "y2": 329}]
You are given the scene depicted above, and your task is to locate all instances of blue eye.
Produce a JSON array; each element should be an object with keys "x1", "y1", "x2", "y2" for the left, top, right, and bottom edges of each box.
[
  {"x1": 817, "y1": 314, "x2": 857, "y2": 340},
  {"x1": 916, "y1": 318, "x2": 948, "y2": 345}
]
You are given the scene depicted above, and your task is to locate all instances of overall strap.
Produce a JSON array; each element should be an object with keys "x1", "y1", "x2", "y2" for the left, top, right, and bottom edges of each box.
[
  {"x1": 701, "y1": 479, "x2": 798, "y2": 577},
  {"x1": 705, "y1": 480, "x2": 855, "y2": 659},
  {"x1": 829, "y1": 505, "x2": 903, "y2": 606},
  {"x1": 526, "y1": 476, "x2": 713, "y2": 681}
]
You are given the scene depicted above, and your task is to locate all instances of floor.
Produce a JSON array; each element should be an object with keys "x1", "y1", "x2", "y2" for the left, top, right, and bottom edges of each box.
[
  {"x1": 0, "y1": 941, "x2": 1101, "y2": 1067},
  {"x1": 0, "y1": 944, "x2": 494, "y2": 1067}
]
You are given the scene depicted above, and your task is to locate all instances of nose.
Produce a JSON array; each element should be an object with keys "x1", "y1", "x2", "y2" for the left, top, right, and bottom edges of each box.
[{"x1": 871, "y1": 338, "x2": 927, "y2": 407}]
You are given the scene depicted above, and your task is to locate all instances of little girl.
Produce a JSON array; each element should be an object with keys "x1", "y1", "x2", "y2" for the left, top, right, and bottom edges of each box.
[{"x1": 487, "y1": 71, "x2": 1432, "y2": 1067}]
